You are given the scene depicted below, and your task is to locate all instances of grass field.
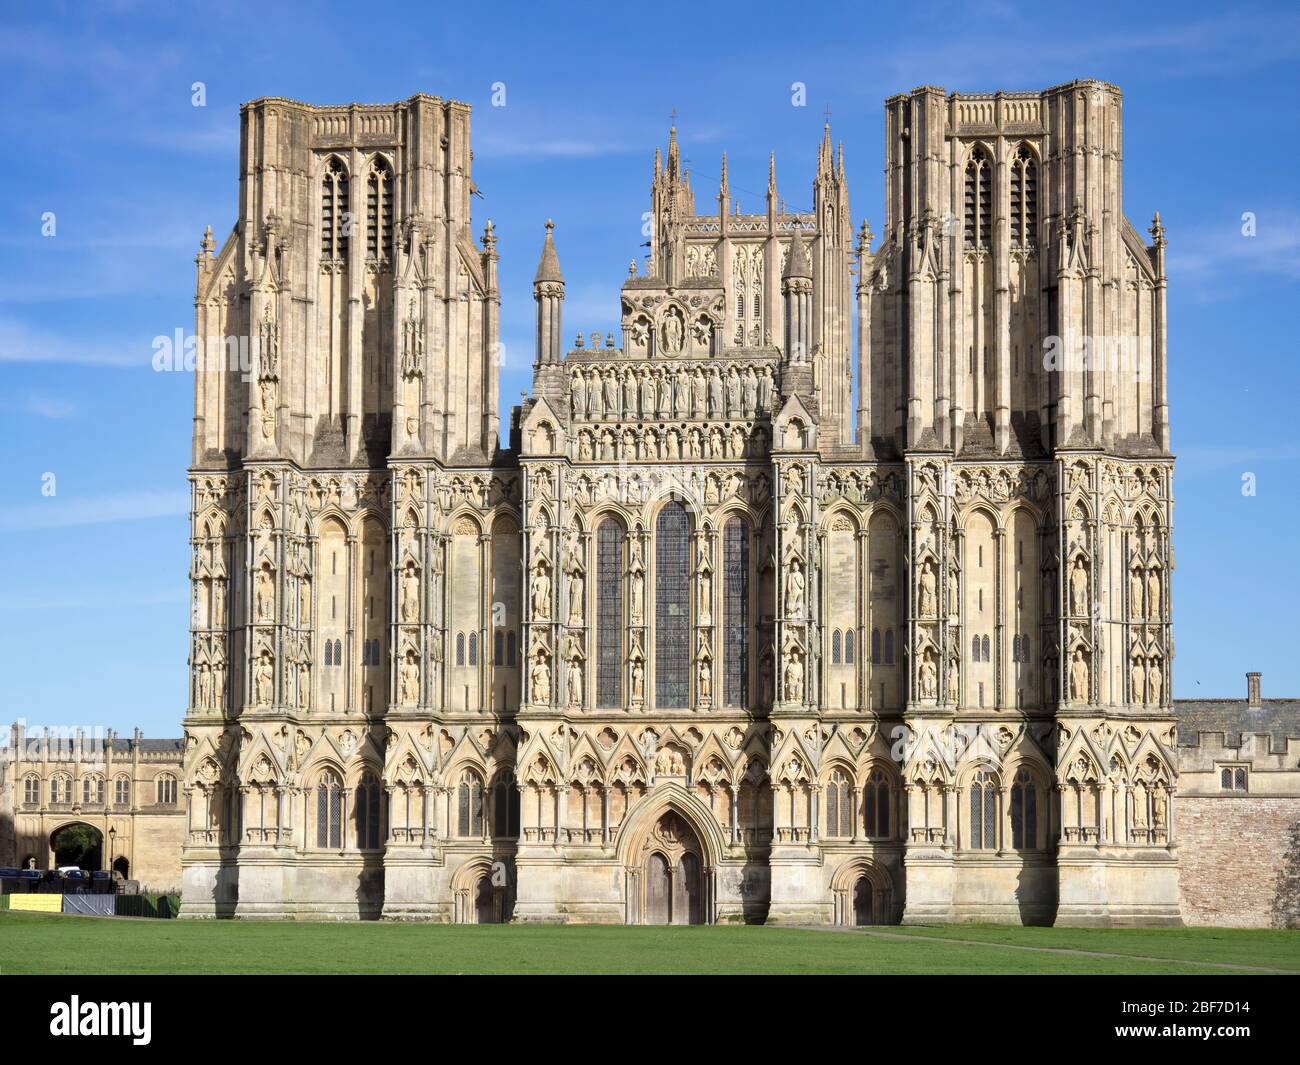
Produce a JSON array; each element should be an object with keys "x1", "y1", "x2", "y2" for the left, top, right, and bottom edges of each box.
[{"x1": 1, "y1": 912, "x2": 1297, "y2": 974}]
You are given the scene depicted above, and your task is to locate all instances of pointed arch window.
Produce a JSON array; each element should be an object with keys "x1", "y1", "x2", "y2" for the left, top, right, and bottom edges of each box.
[
  {"x1": 114, "y1": 776, "x2": 130, "y2": 806},
  {"x1": 864, "y1": 767, "x2": 891, "y2": 839},
  {"x1": 468, "y1": 632, "x2": 478, "y2": 667},
  {"x1": 492, "y1": 772, "x2": 521, "y2": 838},
  {"x1": 321, "y1": 157, "x2": 349, "y2": 260},
  {"x1": 354, "y1": 771, "x2": 382, "y2": 850},
  {"x1": 832, "y1": 629, "x2": 842, "y2": 665},
  {"x1": 655, "y1": 501, "x2": 691, "y2": 708},
  {"x1": 456, "y1": 632, "x2": 465, "y2": 667},
  {"x1": 884, "y1": 629, "x2": 895, "y2": 665},
  {"x1": 1011, "y1": 145, "x2": 1037, "y2": 247},
  {"x1": 1010, "y1": 768, "x2": 1038, "y2": 849},
  {"x1": 872, "y1": 629, "x2": 881, "y2": 664},
  {"x1": 826, "y1": 769, "x2": 853, "y2": 838},
  {"x1": 156, "y1": 775, "x2": 177, "y2": 805},
  {"x1": 595, "y1": 520, "x2": 625, "y2": 708},
  {"x1": 24, "y1": 775, "x2": 40, "y2": 805},
  {"x1": 457, "y1": 770, "x2": 485, "y2": 837},
  {"x1": 315, "y1": 770, "x2": 342, "y2": 848},
  {"x1": 844, "y1": 629, "x2": 855, "y2": 665},
  {"x1": 506, "y1": 631, "x2": 517, "y2": 666},
  {"x1": 723, "y1": 517, "x2": 749, "y2": 706},
  {"x1": 969, "y1": 770, "x2": 997, "y2": 850},
  {"x1": 963, "y1": 146, "x2": 992, "y2": 251},
  {"x1": 366, "y1": 156, "x2": 394, "y2": 261}
]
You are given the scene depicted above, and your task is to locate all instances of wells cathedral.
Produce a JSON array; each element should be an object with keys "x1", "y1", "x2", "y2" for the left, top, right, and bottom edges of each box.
[{"x1": 180, "y1": 81, "x2": 1182, "y2": 925}]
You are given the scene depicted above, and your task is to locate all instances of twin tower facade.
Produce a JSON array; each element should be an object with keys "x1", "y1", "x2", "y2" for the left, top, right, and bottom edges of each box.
[{"x1": 181, "y1": 83, "x2": 1178, "y2": 925}]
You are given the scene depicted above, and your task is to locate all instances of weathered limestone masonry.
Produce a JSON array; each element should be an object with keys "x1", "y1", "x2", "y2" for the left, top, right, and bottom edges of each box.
[
  {"x1": 180, "y1": 83, "x2": 1183, "y2": 925},
  {"x1": 1174, "y1": 677, "x2": 1300, "y2": 928}
]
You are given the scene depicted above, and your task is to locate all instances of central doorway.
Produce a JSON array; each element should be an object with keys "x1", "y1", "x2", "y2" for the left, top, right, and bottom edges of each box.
[{"x1": 641, "y1": 812, "x2": 705, "y2": 925}]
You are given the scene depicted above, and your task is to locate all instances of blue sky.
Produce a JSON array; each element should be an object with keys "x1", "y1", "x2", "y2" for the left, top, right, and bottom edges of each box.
[{"x1": 1, "y1": 1, "x2": 1297, "y2": 736}]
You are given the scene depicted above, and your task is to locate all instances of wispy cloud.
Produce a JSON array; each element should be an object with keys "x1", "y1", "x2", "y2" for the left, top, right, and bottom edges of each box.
[
  {"x1": 1167, "y1": 209, "x2": 1300, "y2": 286},
  {"x1": 0, "y1": 315, "x2": 149, "y2": 367},
  {"x1": 0, "y1": 490, "x2": 189, "y2": 533},
  {"x1": 17, "y1": 393, "x2": 79, "y2": 419}
]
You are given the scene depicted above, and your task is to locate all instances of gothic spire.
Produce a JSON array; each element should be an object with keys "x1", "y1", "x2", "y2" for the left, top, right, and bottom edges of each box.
[
  {"x1": 534, "y1": 219, "x2": 563, "y2": 284},
  {"x1": 783, "y1": 225, "x2": 812, "y2": 279}
]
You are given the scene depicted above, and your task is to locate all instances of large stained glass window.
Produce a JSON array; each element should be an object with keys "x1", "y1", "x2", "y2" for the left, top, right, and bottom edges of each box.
[
  {"x1": 723, "y1": 517, "x2": 749, "y2": 706},
  {"x1": 596, "y1": 520, "x2": 624, "y2": 708},
  {"x1": 655, "y1": 501, "x2": 690, "y2": 708}
]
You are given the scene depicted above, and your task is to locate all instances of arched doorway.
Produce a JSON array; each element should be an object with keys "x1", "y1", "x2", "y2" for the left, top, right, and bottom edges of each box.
[
  {"x1": 474, "y1": 874, "x2": 505, "y2": 924},
  {"x1": 50, "y1": 823, "x2": 102, "y2": 871},
  {"x1": 639, "y1": 812, "x2": 707, "y2": 925},
  {"x1": 853, "y1": 876, "x2": 874, "y2": 925},
  {"x1": 832, "y1": 858, "x2": 897, "y2": 926},
  {"x1": 112, "y1": 857, "x2": 130, "y2": 879}
]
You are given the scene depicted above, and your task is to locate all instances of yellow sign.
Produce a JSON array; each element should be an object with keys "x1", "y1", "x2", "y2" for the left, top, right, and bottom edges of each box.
[{"x1": 8, "y1": 894, "x2": 63, "y2": 913}]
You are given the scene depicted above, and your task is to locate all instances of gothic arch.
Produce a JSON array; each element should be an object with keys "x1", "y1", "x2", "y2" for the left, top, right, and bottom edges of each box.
[
  {"x1": 830, "y1": 857, "x2": 897, "y2": 926},
  {"x1": 614, "y1": 783, "x2": 726, "y2": 870}
]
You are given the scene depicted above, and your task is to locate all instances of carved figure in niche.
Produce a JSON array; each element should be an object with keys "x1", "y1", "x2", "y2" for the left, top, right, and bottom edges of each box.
[
  {"x1": 1146, "y1": 568, "x2": 1161, "y2": 621},
  {"x1": 948, "y1": 658, "x2": 960, "y2": 703},
  {"x1": 568, "y1": 568, "x2": 584, "y2": 625},
  {"x1": 692, "y1": 369, "x2": 706, "y2": 414},
  {"x1": 1129, "y1": 567, "x2": 1143, "y2": 618},
  {"x1": 784, "y1": 651, "x2": 804, "y2": 702},
  {"x1": 708, "y1": 369, "x2": 723, "y2": 416},
  {"x1": 214, "y1": 659, "x2": 227, "y2": 708},
  {"x1": 531, "y1": 654, "x2": 550, "y2": 704},
  {"x1": 662, "y1": 310, "x2": 684, "y2": 354},
  {"x1": 631, "y1": 658, "x2": 645, "y2": 702},
  {"x1": 743, "y1": 366, "x2": 758, "y2": 413},
  {"x1": 213, "y1": 579, "x2": 226, "y2": 628},
  {"x1": 759, "y1": 653, "x2": 773, "y2": 704},
  {"x1": 630, "y1": 570, "x2": 645, "y2": 623},
  {"x1": 578, "y1": 432, "x2": 593, "y2": 462},
  {"x1": 255, "y1": 565, "x2": 275, "y2": 622},
  {"x1": 698, "y1": 657, "x2": 712, "y2": 702},
  {"x1": 1152, "y1": 788, "x2": 1167, "y2": 828},
  {"x1": 571, "y1": 373, "x2": 586, "y2": 418},
  {"x1": 255, "y1": 652, "x2": 274, "y2": 706},
  {"x1": 920, "y1": 652, "x2": 937, "y2": 700},
  {"x1": 1070, "y1": 558, "x2": 1089, "y2": 617},
  {"x1": 603, "y1": 369, "x2": 618, "y2": 415},
  {"x1": 531, "y1": 565, "x2": 551, "y2": 620},
  {"x1": 197, "y1": 664, "x2": 212, "y2": 709},
  {"x1": 566, "y1": 658, "x2": 583, "y2": 705},
  {"x1": 785, "y1": 558, "x2": 805, "y2": 617},
  {"x1": 400, "y1": 563, "x2": 420, "y2": 623},
  {"x1": 1131, "y1": 656, "x2": 1145, "y2": 704},
  {"x1": 400, "y1": 655, "x2": 419, "y2": 704},
  {"x1": 919, "y1": 560, "x2": 938, "y2": 617},
  {"x1": 1148, "y1": 659, "x2": 1163, "y2": 705},
  {"x1": 1069, "y1": 649, "x2": 1089, "y2": 702},
  {"x1": 674, "y1": 369, "x2": 689, "y2": 415},
  {"x1": 726, "y1": 367, "x2": 741, "y2": 414}
]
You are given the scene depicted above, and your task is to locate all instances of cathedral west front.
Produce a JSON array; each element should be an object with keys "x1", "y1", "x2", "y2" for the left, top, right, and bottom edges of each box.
[{"x1": 179, "y1": 82, "x2": 1181, "y2": 925}]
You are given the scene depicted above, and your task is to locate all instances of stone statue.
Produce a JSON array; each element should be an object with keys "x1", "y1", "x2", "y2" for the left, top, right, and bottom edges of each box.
[
  {"x1": 919, "y1": 561, "x2": 938, "y2": 617},
  {"x1": 255, "y1": 653, "x2": 273, "y2": 706},
  {"x1": 213, "y1": 579, "x2": 226, "y2": 628},
  {"x1": 401, "y1": 565, "x2": 420, "y2": 623},
  {"x1": 920, "y1": 654, "x2": 937, "y2": 699},
  {"x1": 1152, "y1": 788, "x2": 1167, "y2": 828},
  {"x1": 785, "y1": 559, "x2": 805, "y2": 617},
  {"x1": 760, "y1": 654, "x2": 773, "y2": 704},
  {"x1": 1129, "y1": 568, "x2": 1143, "y2": 618},
  {"x1": 631, "y1": 659, "x2": 644, "y2": 702},
  {"x1": 662, "y1": 312, "x2": 684, "y2": 354},
  {"x1": 1146, "y1": 569, "x2": 1161, "y2": 621},
  {"x1": 1148, "y1": 659, "x2": 1163, "y2": 704},
  {"x1": 1070, "y1": 649, "x2": 1089, "y2": 702},
  {"x1": 784, "y1": 654, "x2": 804, "y2": 702},
  {"x1": 698, "y1": 657, "x2": 711, "y2": 701},
  {"x1": 531, "y1": 566, "x2": 551, "y2": 620},
  {"x1": 400, "y1": 656, "x2": 420, "y2": 704},
  {"x1": 255, "y1": 566, "x2": 275, "y2": 622},
  {"x1": 197, "y1": 664, "x2": 212, "y2": 709},
  {"x1": 531, "y1": 654, "x2": 550, "y2": 704},
  {"x1": 948, "y1": 659, "x2": 960, "y2": 703},
  {"x1": 1131, "y1": 657, "x2": 1145, "y2": 703},
  {"x1": 568, "y1": 569, "x2": 584, "y2": 624},
  {"x1": 1070, "y1": 559, "x2": 1089, "y2": 617},
  {"x1": 567, "y1": 658, "x2": 583, "y2": 705},
  {"x1": 630, "y1": 571, "x2": 644, "y2": 623},
  {"x1": 214, "y1": 660, "x2": 226, "y2": 708}
]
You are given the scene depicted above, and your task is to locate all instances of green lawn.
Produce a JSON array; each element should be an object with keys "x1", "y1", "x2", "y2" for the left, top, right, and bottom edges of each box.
[{"x1": 1, "y1": 912, "x2": 1297, "y2": 974}]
